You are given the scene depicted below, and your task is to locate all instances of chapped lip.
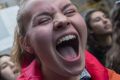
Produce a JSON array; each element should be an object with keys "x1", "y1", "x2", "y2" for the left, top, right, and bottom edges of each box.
[{"x1": 55, "y1": 32, "x2": 80, "y2": 62}]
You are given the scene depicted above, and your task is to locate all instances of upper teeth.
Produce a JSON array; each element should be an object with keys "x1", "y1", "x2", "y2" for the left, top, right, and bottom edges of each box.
[{"x1": 57, "y1": 35, "x2": 76, "y2": 45}]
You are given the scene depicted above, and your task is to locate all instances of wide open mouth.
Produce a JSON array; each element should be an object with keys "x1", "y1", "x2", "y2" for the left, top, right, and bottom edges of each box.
[{"x1": 56, "y1": 34, "x2": 79, "y2": 60}]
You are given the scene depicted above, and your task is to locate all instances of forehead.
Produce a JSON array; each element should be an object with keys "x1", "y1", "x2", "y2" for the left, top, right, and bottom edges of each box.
[
  {"x1": 24, "y1": 0, "x2": 72, "y2": 11},
  {"x1": 91, "y1": 11, "x2": 105, "y2": 19},
  {"x1": 0, "y1": 56, "x2": 10, "y2": 62}
]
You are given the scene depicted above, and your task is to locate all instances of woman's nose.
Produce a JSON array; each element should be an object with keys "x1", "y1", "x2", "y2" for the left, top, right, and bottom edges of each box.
[
  {"x1": 103, "y1": 18, "x2": 108, "y2": 24},
  {"x1": 53, "y1": 13, "x2": 70, "y2": 31}
]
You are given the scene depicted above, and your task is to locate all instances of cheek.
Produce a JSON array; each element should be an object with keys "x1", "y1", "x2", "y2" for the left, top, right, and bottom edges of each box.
[
  {"x1": 108, "y1": 21, "x2": 112, "y2": 27},
  {"x1": 91, "y1": 23, "x2": 103, "y2": 31},
  {"x1": 70, "y1": 15, "x2": 87, "y2": 48},
  {"x1": 1, "y1": 67, "x2": 14, "y2": 75},
  {"x1": 29, "y1": 27, "x2": 51, "y2": 43},
  {"x1": 71, "y1": 14, "x2": 87, "y2": 32},
  {"x1": 28, "y1": 28, "x2": 53, "y2": 54},
  {"x1": 31, "y1": 32, "x2": 50, "y2": 48}
]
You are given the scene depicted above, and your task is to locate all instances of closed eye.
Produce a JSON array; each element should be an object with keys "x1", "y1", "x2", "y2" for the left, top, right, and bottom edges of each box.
[
  {"x1": 94, "y1": 17, "x2": 101, "y2": 22},
  {"x1": 35, "y1": 17, "x2": 52, "y2": 26},
  {"x1": 64, "y1": 9, "x2": 76, "y2": 17},
  {"x1": 33, "y1": 13, "x2": 53, "y2": 26},
  {"x1": 1, "y1": 63, "x2": 8, "y2": 69}
]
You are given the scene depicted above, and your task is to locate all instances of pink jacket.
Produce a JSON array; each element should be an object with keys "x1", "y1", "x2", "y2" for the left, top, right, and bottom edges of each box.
[{"x1": 17, "y1": 51, "x2": 120, "y2": 80}]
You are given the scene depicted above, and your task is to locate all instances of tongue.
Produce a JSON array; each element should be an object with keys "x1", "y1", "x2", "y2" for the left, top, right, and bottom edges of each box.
[{"x1": 58, "y1": 46, "x2": 77, "y2": 59}]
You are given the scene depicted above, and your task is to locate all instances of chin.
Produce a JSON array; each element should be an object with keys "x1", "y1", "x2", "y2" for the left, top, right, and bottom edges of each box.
[
  {"x1": 63, "y1": 64, "x2": 85, "y2": 77},
  {"x1": 63, "y1": 69, "x2": 84, "y2": 77}
]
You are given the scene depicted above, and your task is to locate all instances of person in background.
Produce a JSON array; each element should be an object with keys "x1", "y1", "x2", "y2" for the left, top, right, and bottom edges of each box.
[
  {"x1": 106, "y1": 0, "x2": 120, "y2": 74},
  {"x1": 12, "y1": 0, "x2": 120, "y2": 80},
  {"x1": 84, "y1": 9, "x2": 113, "y2": 65},
  {"x1": 0, "y1": 54, "x2": 19, "y2": 80}
]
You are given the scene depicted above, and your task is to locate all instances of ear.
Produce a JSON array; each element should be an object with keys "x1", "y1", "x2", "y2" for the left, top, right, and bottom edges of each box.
[{"x1": 20, "y1": 36, "x2": 34, "y2": 54}]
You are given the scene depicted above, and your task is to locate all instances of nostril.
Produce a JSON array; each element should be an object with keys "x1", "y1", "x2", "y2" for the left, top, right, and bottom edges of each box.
[
  {"x1": 53, "y1": 22, "x2": 63, "y2": 30},
  {"x1": 53, "y1": 20, "x2": 70, "y2": 31},
  {"x1": 57, "y1": 24, "x2": 63, "y2": 29},
  {"x1": 67, "y1": 22, "x2": 70, "y2": 26},
  {"x1": 55, "y1": 22, "x2": 69, "y2": 30},
  {"x1": 103, "y1": 19, "x2": 108, "y2": 24}
]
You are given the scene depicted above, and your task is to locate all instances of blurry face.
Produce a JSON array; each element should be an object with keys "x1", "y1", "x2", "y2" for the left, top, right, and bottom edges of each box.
[
  {"x1": 0, "y1": 56, "x2": 19, "y2": 80},
  {"x1": 23, "y1": 0, "x2": 87, "y2": 77},
  {"x1": 90, "y1": 11, "x2": 113, "y2": 35}
]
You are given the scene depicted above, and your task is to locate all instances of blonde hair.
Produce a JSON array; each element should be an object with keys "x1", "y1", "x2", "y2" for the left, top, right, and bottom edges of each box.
[{"x1": 11, "y1": 0, "x2": 30, "y2": 69}]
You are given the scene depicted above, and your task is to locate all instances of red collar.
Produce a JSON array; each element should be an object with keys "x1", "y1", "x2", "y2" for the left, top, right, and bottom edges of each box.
[{"x1": 18, "y1": 50, "x2": 109, "y2": 80}]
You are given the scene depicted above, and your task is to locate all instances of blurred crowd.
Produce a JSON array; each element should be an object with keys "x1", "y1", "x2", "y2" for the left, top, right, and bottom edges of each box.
[{"x1": 84, "y1": 0, "x2": 120, "y2": 74}]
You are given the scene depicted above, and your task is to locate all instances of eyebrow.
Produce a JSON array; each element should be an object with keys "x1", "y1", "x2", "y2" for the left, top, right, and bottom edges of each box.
[
  {"x1": 34, "y1": 12, "x2": 51, "y2": 18},
  {"x1": 32, "y1": 3, "x2": 73, "y2": 24},
  {"x1": 61, "y1": 3, "x2": 73, "y2": 11},
  {"x1": 33, "y1": 3, "x2": 73, "y2": 18}
]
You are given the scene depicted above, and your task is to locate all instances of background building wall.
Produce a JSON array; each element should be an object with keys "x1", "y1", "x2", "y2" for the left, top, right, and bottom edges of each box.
[{"x1": 0, "y1": 6, "x2": 19, "y2": 54}]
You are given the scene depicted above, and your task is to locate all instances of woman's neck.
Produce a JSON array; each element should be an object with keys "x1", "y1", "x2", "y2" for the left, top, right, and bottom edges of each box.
[
  {"x1": 95, "y1": 34, "x2": 112, "y2": 47},
  {"x1": 42, "y1": 66, "x2": 80, "y2": 80}
]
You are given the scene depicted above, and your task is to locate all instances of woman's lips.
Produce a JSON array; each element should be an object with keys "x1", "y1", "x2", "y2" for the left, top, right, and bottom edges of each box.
[{"x1": 56, "y1": 33, "x2": 80, "y2": 62}]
